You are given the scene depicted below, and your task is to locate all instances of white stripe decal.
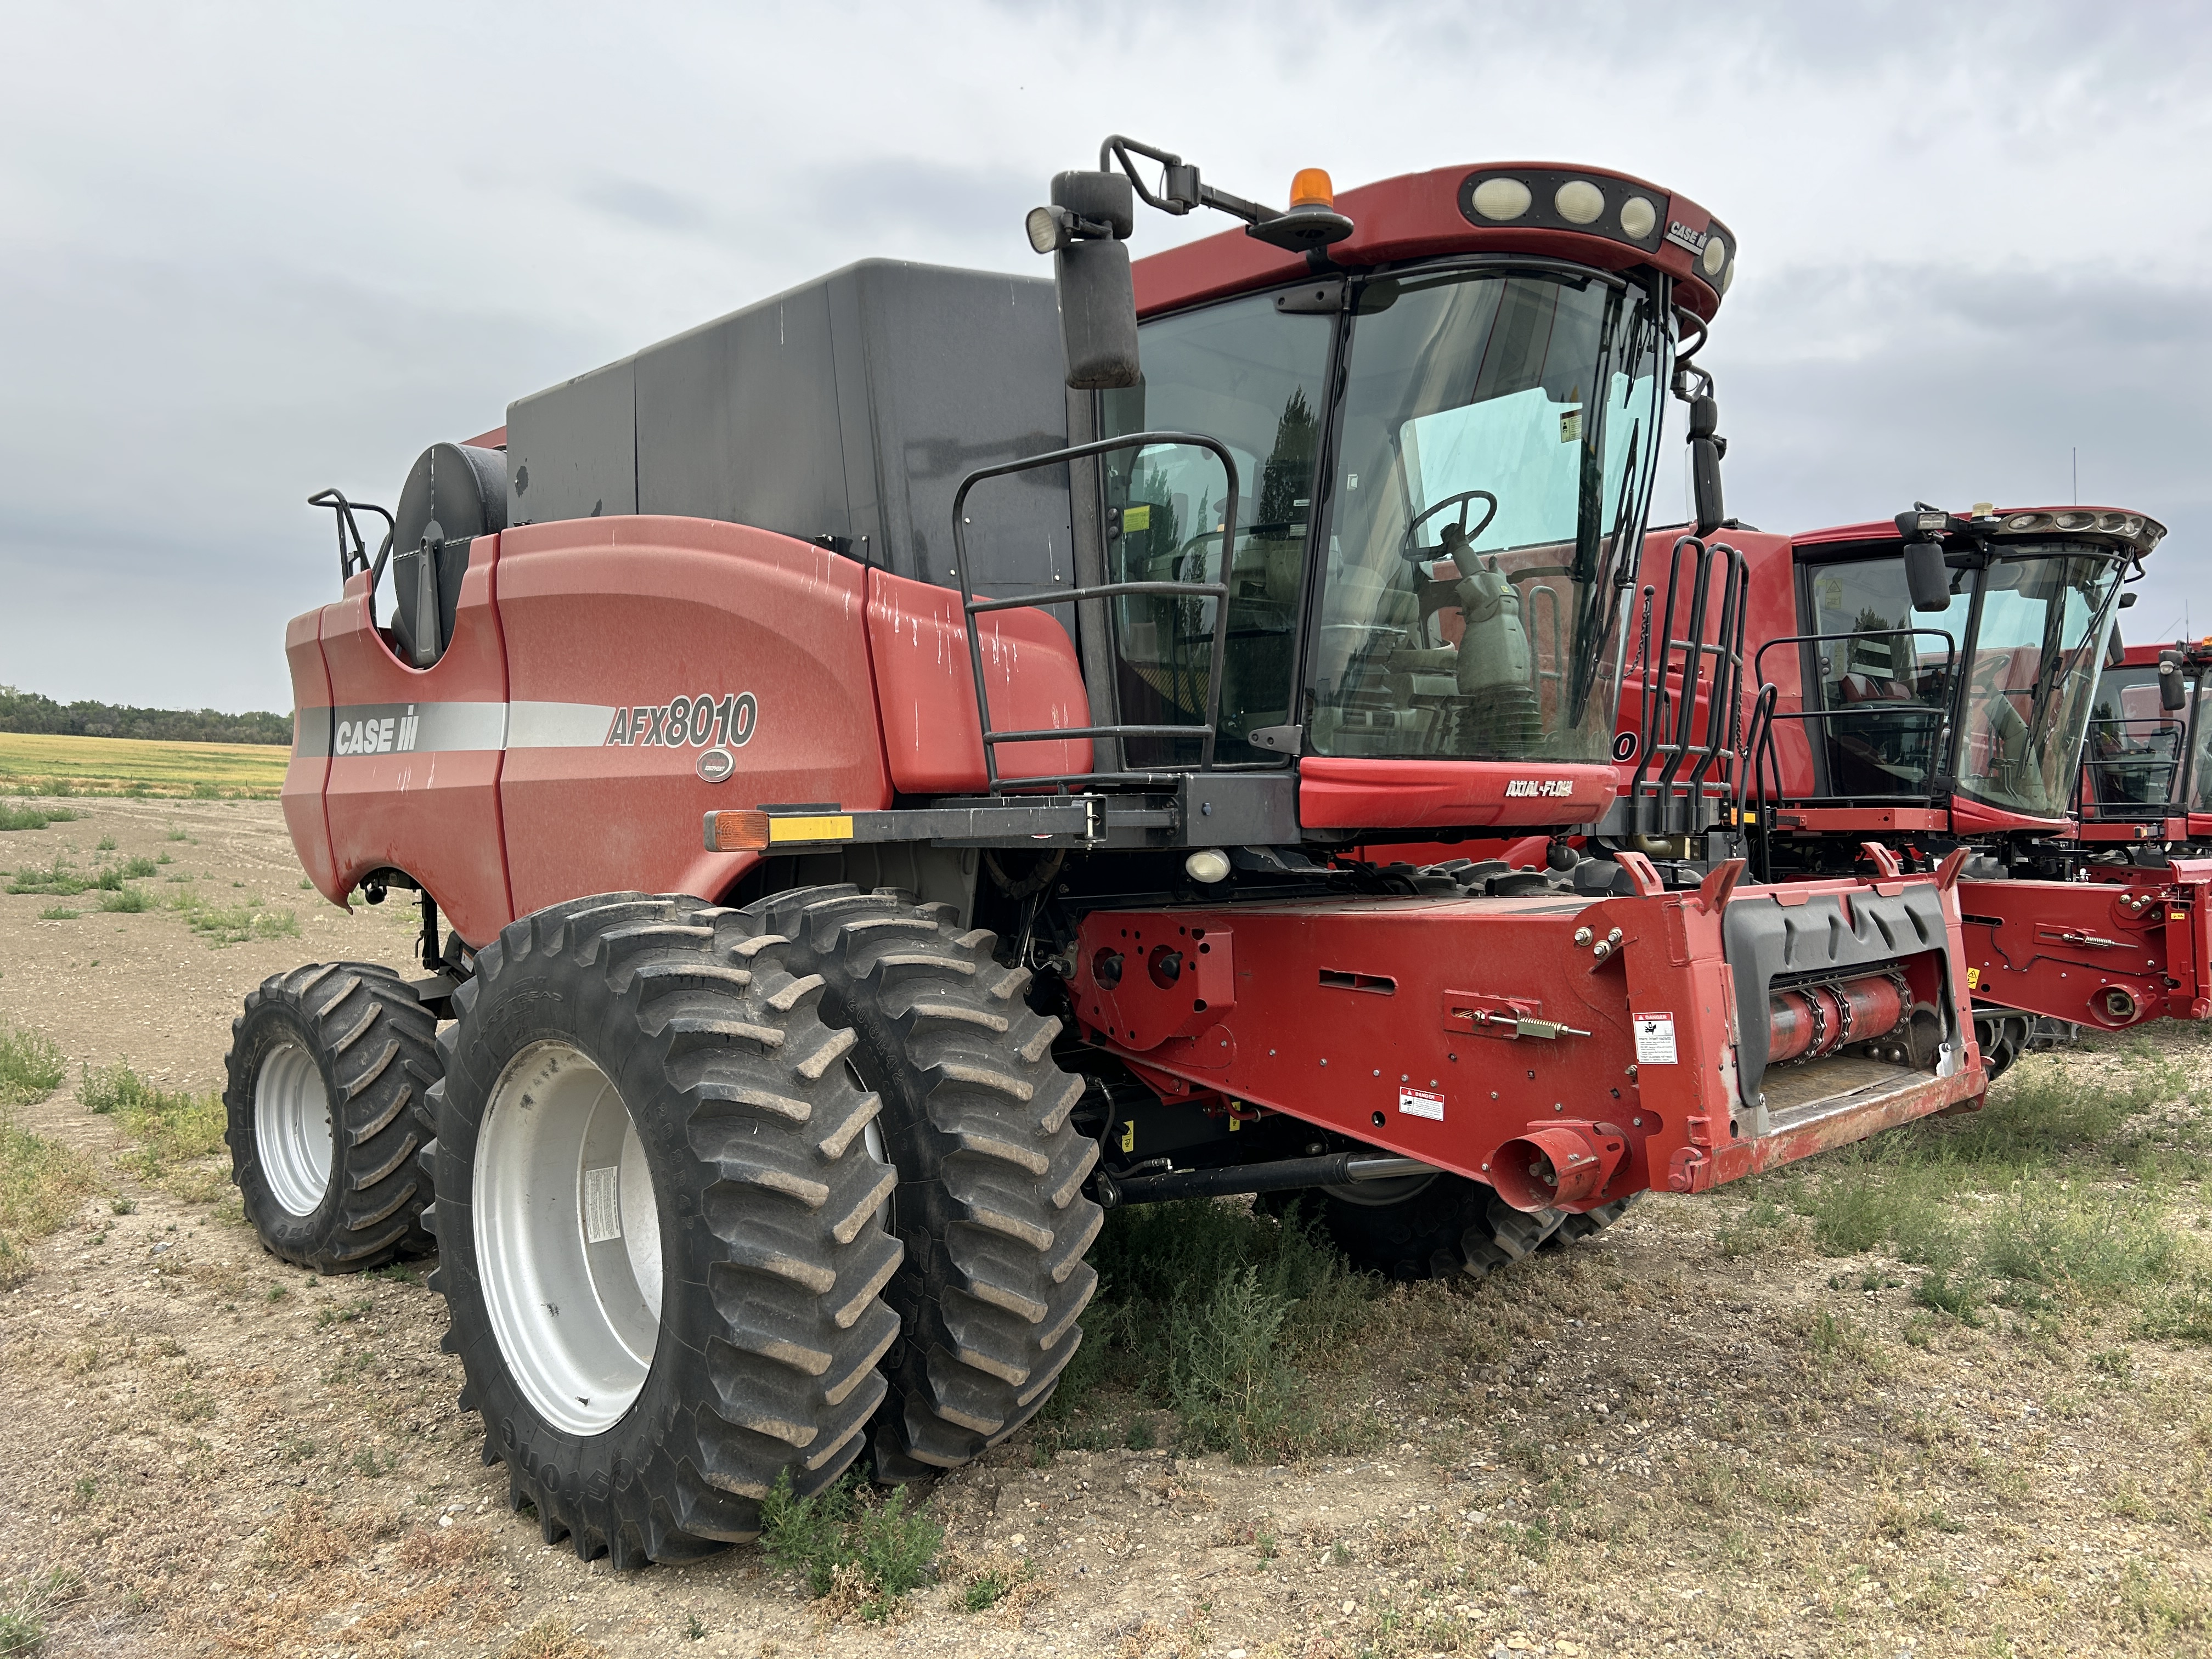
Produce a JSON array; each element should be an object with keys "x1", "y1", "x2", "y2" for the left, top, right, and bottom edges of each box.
[
  {"x1": 312, "y1": 698, "x2": 749, "y2": 756},
  {"x1": 507, "y1": 701, "x2": 623, "y2": 748}
]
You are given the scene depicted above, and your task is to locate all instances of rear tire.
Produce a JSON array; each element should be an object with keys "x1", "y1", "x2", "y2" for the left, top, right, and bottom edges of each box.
[
  {"x1": 223, "y1": 961, "x2": 438, "y2": 1273},
  {"x1": 751, "y1": 885, "x2": 1101, "y2": 1481},
  {"x1": 422, "y1": 894, "x2": 905, "y2": 1566},
  {"x1": 1282, "y1": 1174, "x2": 1636, "y2": 1282}
]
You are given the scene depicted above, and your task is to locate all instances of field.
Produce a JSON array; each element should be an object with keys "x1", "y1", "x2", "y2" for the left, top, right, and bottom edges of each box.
[
  {"x1": 1, "y1": 795, "x2": 2210, "y2": 1658},
  {"x1": 0, "y1": 732, "x2": 287, "y2": 801}
]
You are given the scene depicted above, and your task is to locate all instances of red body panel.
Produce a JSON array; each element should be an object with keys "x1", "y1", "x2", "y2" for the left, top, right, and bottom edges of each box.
[
  {"x1": 1132, "y1": 164, "x2": 1725, "y2": 321},
  {"x1": 865, "y1": 569, "x2": 1092, "y2": 792},
  {"x1": 1961, "y1": 865, "x2": 2212, "y2": 1026},
  {"x1": 1069, "y1": 872, "x2": 1982, "y2": 1206},
  {"x1": 1298, "y1": 759, "x2": 1617, "y2": 831},
  {"x1": 495, "y1": 517, "x2": 890, "y2": 917},
  {"x1": 281, "y1": 607, "x2": 337, "y2": 898},
  {"x1": 319, "y1": 549, "x2": 514, "y2": 946}
]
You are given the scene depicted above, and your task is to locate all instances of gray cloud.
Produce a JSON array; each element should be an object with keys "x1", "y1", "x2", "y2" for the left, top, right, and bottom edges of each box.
[{"x1": 2, "y1": 0, "x2": 2209, "y2": 708}]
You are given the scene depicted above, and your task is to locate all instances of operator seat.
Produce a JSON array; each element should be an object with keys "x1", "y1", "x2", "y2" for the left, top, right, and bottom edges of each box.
[{"x1": 389, "y1": 442, "x2": 507, "y2": 668}]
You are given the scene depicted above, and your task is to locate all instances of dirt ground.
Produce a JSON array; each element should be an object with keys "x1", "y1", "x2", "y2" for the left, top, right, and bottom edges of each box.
[{"x1": 3, "y1": 798, "x2": 2211, "y2": 1658}]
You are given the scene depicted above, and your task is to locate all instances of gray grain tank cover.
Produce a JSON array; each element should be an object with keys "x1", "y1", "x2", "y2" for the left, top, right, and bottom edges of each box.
[
  {"x1": 1721, "y1": 882, "x2": 1953, "y2": 1103},
  {"x1": 504, "y1": 259, "x2": 1073, "y2": 597}
]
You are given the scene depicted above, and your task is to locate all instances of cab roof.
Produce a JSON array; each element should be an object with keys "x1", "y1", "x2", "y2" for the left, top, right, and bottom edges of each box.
[{"x1": 1129, "y1": 162, "x2": 1733, "y2": 324}]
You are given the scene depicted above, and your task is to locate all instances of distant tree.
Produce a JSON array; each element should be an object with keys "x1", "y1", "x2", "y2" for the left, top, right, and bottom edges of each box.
[{"x1": 0, "y1": 687, "x2": 290, "y2": 745}]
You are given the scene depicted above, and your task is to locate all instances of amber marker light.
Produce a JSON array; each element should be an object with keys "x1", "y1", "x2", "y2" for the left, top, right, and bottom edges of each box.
[
  {"x1": 1288, "y1": 167, "x2": 1335, "y2": 208},
  {"x1": 703, "y1": 809, "x2": 770, "y2": 853}
]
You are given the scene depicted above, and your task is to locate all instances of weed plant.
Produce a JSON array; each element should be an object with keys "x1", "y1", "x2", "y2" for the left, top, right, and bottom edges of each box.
[
  {"x1": 0, "y1": 802, "x2": 76, "y2": 832},
  {"x1": 760, "y1": 1471, "x2": 942, "y2": 1622},
  {"x1": 77, "y1": 1063, "x2": 225, "y2": 1185},
  {"x1": 1043, "y1": 1196, "x2": 1379, "y2": 1460}
]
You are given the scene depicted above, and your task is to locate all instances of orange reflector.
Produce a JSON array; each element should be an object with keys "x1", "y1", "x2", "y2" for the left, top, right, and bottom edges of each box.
[
  {"x1": 704, "y1": 809, "x2": 770, "y2": 853},
  {"x1": 1289, "y1": 167, "x2": 1334, "y2": 209}
]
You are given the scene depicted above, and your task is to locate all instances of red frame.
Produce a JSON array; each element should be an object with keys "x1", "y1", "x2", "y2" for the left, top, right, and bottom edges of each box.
[{"x1": 1067, "y1": 865, "x2": 1984, "y2": 1208}]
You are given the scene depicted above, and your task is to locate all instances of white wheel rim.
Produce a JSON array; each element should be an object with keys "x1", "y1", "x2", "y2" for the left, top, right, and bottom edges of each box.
[
  {"x1": 255, "y1": 1040, "x2": 334, "y2": 1217},
  {"x1": 474, "y1": 1041, "x2": 663, "y2": 1436}
]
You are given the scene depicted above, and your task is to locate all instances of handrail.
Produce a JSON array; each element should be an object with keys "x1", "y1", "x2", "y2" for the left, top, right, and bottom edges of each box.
[
  {"x1": 2078, "y1": 714, "x2": 2188, "y2": 821},
  {"x1": 1622, "y1": 534, "x2": 1747, "y2": 839},
  {"x1": 951, "y1": 430, "x2": 1243, "y2": 791},
  {"x1": 1746, "y1": 628, "x2": 1959, "y2": 833}
]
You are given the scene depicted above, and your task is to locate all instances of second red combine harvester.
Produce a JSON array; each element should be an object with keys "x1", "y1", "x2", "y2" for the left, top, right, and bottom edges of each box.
[
  {"x1": 1583, "y1": 501, "x2": 2207, "y2": 1076},
  {"x1": 238, "y1": 139, "x2": 1989, "y2": 1568}
]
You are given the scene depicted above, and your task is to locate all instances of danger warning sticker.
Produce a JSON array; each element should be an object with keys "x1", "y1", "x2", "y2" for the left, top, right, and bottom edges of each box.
[
  {"x1": 1398, "y1": 1087, "x2": 1445, "y2": 1121},
  {"x1": 1633, "y1": 1013, "x2": 1679, "y2": 1065}
]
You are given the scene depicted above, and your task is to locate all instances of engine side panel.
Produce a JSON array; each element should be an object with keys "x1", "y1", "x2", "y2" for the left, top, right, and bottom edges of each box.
[
  {"x1": 496, "y1": 516, "x2": 890, "y2": 916},
  {"x1": 865, "y1": 568, "x2": 1092, "y2": 792},
  {"x1": 319, "y1": 544, "x2": 515, "y2": 945}
]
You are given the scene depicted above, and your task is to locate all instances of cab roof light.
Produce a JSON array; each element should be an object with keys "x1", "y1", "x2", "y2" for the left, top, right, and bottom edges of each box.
[{"x1": 1289, "y1": 167, "x2": 1334, "y2": 208}]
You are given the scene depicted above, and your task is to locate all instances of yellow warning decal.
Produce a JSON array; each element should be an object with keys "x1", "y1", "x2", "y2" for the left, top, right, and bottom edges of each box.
[
  {"x1": 1966, "y1": 967, "x2": 1981, "y2": 990},
  {"x1": 1122, "y1": 504, "x2": 1151, "y2": 532},
  {"x1": 766, "y1": 815, "x2": 854, "y2": 843},
  {"x1": 1119, "y1": 1119, "x2": 1137, "y2": 1153}
]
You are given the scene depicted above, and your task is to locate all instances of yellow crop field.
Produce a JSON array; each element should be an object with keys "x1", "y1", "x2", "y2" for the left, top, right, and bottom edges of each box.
[{"x1": 0, "y1": 731, "x2": 289, "y2": 799}]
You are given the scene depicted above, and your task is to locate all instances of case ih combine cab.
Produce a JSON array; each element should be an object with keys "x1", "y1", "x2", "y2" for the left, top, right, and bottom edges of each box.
[
  {"x1": 234, "y1": 140, "x2": 1991, "y2": 1568},
  {"x1": 1590, "y1": 504, "x2": 2210, "y2": 1073},
  {"x1": 2076, "y1": 636, "x2": 2212, "y2": 851}
]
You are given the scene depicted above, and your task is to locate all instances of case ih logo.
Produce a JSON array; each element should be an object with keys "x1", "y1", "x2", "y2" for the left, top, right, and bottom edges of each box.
[
  {"x1": 1664, "y1": 221, "x2": 1709, "y2": 255},
  {"x1": 1503, "y1": 778, "x2": 1577, "y2": 799},
  {"x1": 335, "y1": 710, "x2": 420, "y2": 755},
  {"x1": 605, "y1": 692, "x2": 757, "y2": 749}
]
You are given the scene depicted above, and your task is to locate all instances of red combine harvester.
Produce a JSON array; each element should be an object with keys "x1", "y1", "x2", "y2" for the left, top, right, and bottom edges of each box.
[
  {"x1": 1372, "y1": 503, "x2": 2205, "y2": 1070},
  {"x1": 1605, "y1": 505, "x2": 2210, "y2": 1071},
  {"x1": 235, "y1": 139, "x2": 1990, "y2": 1568},
  {"x1": 2076, "y1": 636, "x2": 2212, "y2": 852}
]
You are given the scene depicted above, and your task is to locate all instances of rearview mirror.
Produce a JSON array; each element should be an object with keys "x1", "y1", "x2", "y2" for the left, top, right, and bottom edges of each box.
[
  {"x1": 1056, "y1": 239, "x2": 1140, "y2": 389},
  {"x1": 1686, "y1": 393, "x2": 1724, "y2": 536},
  {"x1": 1903, "y1": 538, "x2": 1950, "y2": 612},
  {"x1": 2161, "y1": 650, "x2": 2188, "y2": 712}
]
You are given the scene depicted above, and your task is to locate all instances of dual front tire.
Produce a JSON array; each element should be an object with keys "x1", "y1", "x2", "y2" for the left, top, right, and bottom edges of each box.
[{"x1": 416, "y1": 887, "x2": 1099, "y2": 1563}]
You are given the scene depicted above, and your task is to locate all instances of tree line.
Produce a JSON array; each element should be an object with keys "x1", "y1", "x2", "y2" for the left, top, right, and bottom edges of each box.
[{"x1": 0, "y1": 686, "x2": 290, "y2": 746}]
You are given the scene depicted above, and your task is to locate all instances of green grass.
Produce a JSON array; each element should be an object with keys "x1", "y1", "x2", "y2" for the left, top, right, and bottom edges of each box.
[
  {"x1": 163, "y1": 886, "x2": 299, "y2": 946},
  {"x1": 0, "y1": 1029, "x2": 65, "y2": 1107},
  {"x1": 0, "y1": 802, "x2": 77, "y2": 832},
  {"x1": 77, "y1": 1063, "x2": 225, "y2": 1183},
  {"x1": 96, "y1": 886, "x2": 150, "y2": 913},
  {"x1": 1041, "y1": 1195, "x2": 1379, "y2": 1461},
  {"x1": 1740, "y1": 1036, "x2": 2212, "y2": 1333},
  {"x1": 8, "y1": 854, "x2": 157, "y2": 898},
  {"x1": 1, "y1": 1031, "x2": 94, "y2": 1290},
  {"x1": 760, "y1": 1472, "x2": 942, "y2": 1621}
]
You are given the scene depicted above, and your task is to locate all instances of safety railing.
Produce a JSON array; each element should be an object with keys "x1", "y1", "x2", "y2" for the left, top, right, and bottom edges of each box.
[
  {"x1": 951, "y1": 431, "x2": 1241, "y2": 792},
  {"x1": 1621, "y1": 534, "x2": 1748, "y2": 838},
  {"x1": 1745, "y1": 627, "x2": 1957, "y2": 873},
  {"x1": 2076, "y1": 715, "x2": 2188, "y2": 823}
]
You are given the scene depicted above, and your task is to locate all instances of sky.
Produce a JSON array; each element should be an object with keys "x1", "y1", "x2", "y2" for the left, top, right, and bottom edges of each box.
[{"x1": 3, "y1": 0, "x2": 2210, "y2": 712}]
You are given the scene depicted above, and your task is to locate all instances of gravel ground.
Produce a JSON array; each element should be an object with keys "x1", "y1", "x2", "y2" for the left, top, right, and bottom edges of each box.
[{"x1": 2, "y1": 798, "x2": 2209, "y2": 1658}]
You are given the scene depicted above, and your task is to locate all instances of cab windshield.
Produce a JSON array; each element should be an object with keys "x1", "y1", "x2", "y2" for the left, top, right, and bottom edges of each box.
[
  {"x1": 1313, "y1": 268, "x2": 1666, "y2": 759},
  {"x1": 1805, "y1": 546, "x2": 2124, "y2": 819}
]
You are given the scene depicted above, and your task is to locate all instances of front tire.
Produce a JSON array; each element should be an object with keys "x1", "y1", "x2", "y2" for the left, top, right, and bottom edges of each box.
[
  {"x1": 1282, "y1": 1174, "x2": 1636, "y2": 1282},
  {"x1": 422, "y1": 894, "x2": 904, "y2": 1566},
  {"x1": 223, "y1": 961, "x2": 438, "y2": 1273}
]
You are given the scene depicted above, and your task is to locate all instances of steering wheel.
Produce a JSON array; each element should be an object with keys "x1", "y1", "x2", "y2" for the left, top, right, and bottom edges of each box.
[{"x1": 1400, "y1": 489, "x2": 1499, "y2": 564}]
